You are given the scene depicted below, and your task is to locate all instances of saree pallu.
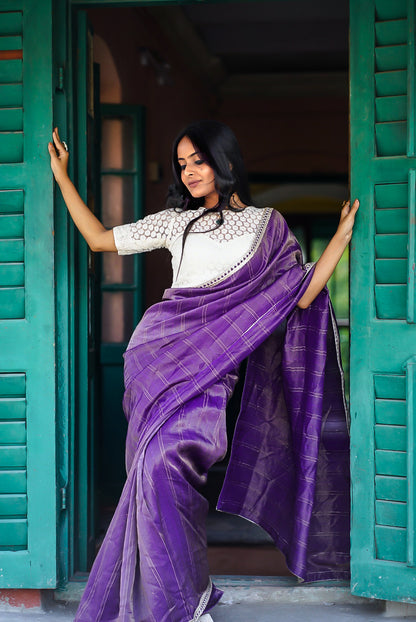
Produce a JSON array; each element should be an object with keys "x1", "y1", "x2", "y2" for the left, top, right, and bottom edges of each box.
[{"x1": 75, "y1": 209, "x2": 350, "y2": 622}]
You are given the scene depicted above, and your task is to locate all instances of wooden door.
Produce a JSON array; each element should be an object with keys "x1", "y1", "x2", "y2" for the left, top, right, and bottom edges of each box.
[
  {"x1": 0, "y1": 0, "x2": 58, "y2": 587},
  {"x1": 350, "y1": 0, "x2": 416, "y2": 601}
]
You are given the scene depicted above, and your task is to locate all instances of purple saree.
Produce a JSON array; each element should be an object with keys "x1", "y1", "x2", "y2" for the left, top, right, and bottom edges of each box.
[{"x1": 75, "y1": 209, "x2": 350, "y2": 622}]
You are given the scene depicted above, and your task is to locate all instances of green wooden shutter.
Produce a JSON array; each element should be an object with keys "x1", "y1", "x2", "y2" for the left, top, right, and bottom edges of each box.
[
  {"x1": 0, "y1": 0, "x2": 57, "y2": 586},
  {"x1": 350, "y1": 0, "x2": 416, "y2": 601}
]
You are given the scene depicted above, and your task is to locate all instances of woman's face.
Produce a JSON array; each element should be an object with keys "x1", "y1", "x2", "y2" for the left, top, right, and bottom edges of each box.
[{"x1": 177, "y1": 136, "x2": 218, "y2": 209}]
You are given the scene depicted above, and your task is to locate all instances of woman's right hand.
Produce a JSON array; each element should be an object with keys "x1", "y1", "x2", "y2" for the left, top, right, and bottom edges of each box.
[{"x1": 48, "y1": 127, "x2": 69, "y2": 183}]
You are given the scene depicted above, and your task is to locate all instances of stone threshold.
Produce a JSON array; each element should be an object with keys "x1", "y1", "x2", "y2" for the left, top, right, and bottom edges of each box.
[{"x1": 54, "y1": 576, "x2": 359, "y2": 606}]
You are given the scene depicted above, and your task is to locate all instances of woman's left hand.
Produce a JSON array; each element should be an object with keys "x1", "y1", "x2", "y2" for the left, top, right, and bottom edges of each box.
[{"x1": 336, "y1": 198, "x2": 359, "y2": 244}]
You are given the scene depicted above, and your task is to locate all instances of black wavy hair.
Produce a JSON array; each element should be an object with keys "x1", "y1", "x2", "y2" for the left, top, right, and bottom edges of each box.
[
  {"x1": 166, "y1": 121, "x2": 254, "y2": 272},
  {"x1": 167, "y1": 119, "x2": 253, "y2": 214}
]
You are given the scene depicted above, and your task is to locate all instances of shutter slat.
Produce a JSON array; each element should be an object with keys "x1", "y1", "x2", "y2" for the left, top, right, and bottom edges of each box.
[
  {"x1": 0, "y1": 108, "x2": 22, "y2": 132},
  {"x1": 0, "y1": 399, "x2": 26, "y2": 420},
  {"x1": 375, "y1": 0, "x2": 407, "y2": 20},
  {"x1": 375, "y1": 285, "x2": 406, "y2": 319},
  {"x1": 376, "y1": 95, "x2": 407, "y2": 122},
  {"x1": 0, "y1": 241, "x2": 24, "y2": 262},
  {"x1": 0, "y1": 471, "x2": 26, "y2": 494},
  {"x1": 375, "y1": 45, "x2": 407, "y2": 71},
  {"x1": 375, "y1": 425, "x2": 406, "y2": 451},
  {"x1": 0, "y1": 264, "x2": 24, "y2": 287},
  {"x1": 375, "y1": 233, "x2": 407, "y2": 257},
  {"x1": 0, "y1": 495, "x2": 26, "y2": 517},
  {"x1": 376, "y1": 499, "x2": 407, "y2": 527},
  {"x1": 0, "y1": 13, "x2": 22, "y2": 36},
  {"x1": 0, "y1": 422, "x2": 26, "y2": 445},
  {"x1": 375, "y1": 525, "x2": 406, "y2": 561},
  {"x1": 375, "y1": 121, "x2": 407, "y2": 156},
  {"x1": 0, "y1": 59, "x2": 22, "y2": 82},
  {"x1": 0, "y1": 36, "x2": 22, "y2": 52},
  {"x1": 0, "y1": 132, "x2": 23, "y2": 163},
  {"x1": 375, "y1": 19, "x2": 407, "y2": 45},
  {"x1": 375, "y1": 399, "x2": 406, "y2": 425},
  {"x1": 0, "y1": 84, "x2": 22, "y2": 107},
  {"x1": 0, "y1": 519, "x2": 27, "y2": 547},
  {"x1": 375, "y1": 450, "x2": 407, "y2": 477},
  {"x1": 375, "y1": 259, "x2": 407, "y2": 283},
  {"x1": 375, "y1": 183, "x2": 408, "y2": 208},
  {"x1": 0, "y1": 288, "x2": 24, "y2": 319},
  {"x1": 0, "y1": 190, "x2": 24, "y2": 214},
  {"x1": 375, "y1": 475, "x2": 407, "y2": 502},
  {"x1": 0, "y1": 215, "x2": 23, "y2": 238},
  {"x1": 374, "y1": 375, "x2": 406, "y2": 399},
  {"x1": 0, "y1": 374, "x2": 25, "y2": 397},
  {"x1": 375, "y1": 208, "x2": 407, "y2": 233},
  {"x1": 0, "y1": 447, "x2": 26, "y2": 468},
  {"x1": 375, "y1": 70, "x2": 407, "y2": 96}
]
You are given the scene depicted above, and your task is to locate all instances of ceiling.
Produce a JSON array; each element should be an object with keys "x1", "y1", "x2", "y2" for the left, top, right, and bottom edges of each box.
[{"x1": 148, "y1": 0, "x2": 349, "y2": 97}]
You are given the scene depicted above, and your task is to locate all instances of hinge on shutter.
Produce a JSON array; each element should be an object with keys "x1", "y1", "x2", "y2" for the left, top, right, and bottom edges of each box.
[
  {"x1": 60, "y1": 485, "x2": 67, "y2": 511},
  {"x1": 57, "y1": 66, "x2": 64, "y2": 92}
]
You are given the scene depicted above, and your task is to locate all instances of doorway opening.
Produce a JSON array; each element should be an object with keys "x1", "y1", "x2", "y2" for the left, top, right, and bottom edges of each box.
[{"x1": 71, "y1": 0, "x2": 349, "y2": 580}]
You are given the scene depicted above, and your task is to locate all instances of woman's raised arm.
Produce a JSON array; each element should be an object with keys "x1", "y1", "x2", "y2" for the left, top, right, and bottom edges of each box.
[
  {"x1": 48, "y1": 127, "x2": 117, "y2": 252},
  {"x1": 297, "y1": 199, "x2": 359, "y2": 309}
]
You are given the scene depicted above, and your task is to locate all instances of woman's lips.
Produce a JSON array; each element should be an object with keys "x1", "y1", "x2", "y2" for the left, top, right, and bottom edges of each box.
[{"x1": 188, "y1": 180, "x2": 200, "y2": 189}]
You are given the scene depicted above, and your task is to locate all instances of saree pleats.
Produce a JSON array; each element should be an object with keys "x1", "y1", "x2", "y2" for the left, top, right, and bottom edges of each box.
[{"x1": 75, "y1": 209, "x2": 350, "y2": 621}]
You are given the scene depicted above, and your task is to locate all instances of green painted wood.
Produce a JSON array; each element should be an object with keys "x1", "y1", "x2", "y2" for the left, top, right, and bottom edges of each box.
[
  {"x1": 0, "y1": 422, "x2": 26, "y2": 444},
  {"x1": 375, "y1": 19, "x2": 407, "y2": 45},
  {"x1": 375, "y1": 233, "x2": 407, "y2": 257},
  {"x1": 0, "y1": 190, "x2": 24, "y2": 213},
  {"x1": 375, "y1": 425, "x2": 406, "y2": 451},
  {"x1": 0, "y1": 520, "x2": 27, "y2": 547},
  {"x1": 0, "y1": 447, "x2": 26, "y2": 468},
  {"x1": 0, "y1": 289, "x2": 24, "y2": 319},
  {"x1": 0, "y1": 471, "x2": 26, "y2": 495},
  {"x1": 375, "y1": 259, "x2": 407, "y2": 283},
  {"x1": 0, "y1": 215, "x2": 24, "y2": 238},
  {"x1": 375, "y1": 399, "x2": 406, "y2": 425},
  {"x1": 0, "y1": 36, "x2": 22, "y2": 51},
  {"x1": 375, "y1": 208, "x2": 407, "y2": 233},
  {"x1": 376, "y1": 499, "x2": 407, "y2": 527},
  {"x1": 0, "y1": 109, "x2": 23, "y2": 132},
  {"x1": 0, "y1": 11, "x2": 22, "y2": 33},
  {"x1": 376, "y1": 0, "x2": 407, "y2": 19},
  {"x1": 406, "y1": 357, "x2": 416, "y2": 564},
  {"x1": 376, "y1": 45, "x2": 407, "y2": 71},
  {"x1": 375, "y1": 525, "x2": 407, "y2": 562},
  {"x1": 0, "y1": 0, "x2": 57, "y2": 588},
  {"x1": 376, "y1": 121, "x2": 407, "y2": 156},
  {"x1": 0, "y1": 133, "x2": 23, "y2": 163},
  {"x1": 375, "y1": 182, "x2": 408, "y2": 207},
  {"x1": 376, "y1": 450, "x2": 407, "y2": 476},
  {"x1": 0, "y1": 59, "x2": 22, "y2": 82},
  {"x1": 0, "y1": 495, "x2": 27, "y2": 516},
  {"x1": 374, "y1": 375, "x2": 406, "y2": 399},
  {"x1": 375, "y1": 475, "x2": 407, "y2": 502},
  {"x1": 375, "y1": 284, "x2": 406, "y2": 318},
  {"x1": 0, "y1": 84, "x2": 22, "y2": 107},
  {"x1": 375, "y1": 70, "x2": 407, "y2": 96},
  {"x1": 0, "y1": 240, "x2": 23, "y2": 262},
  {"x1": 351, "y1": 0, "x2": 416, "y2": 593},
  {"x1": 0, "y1": 374, "x2": 25, "y2": 396},
  {"x1": 0, "y1": 399, "x2": 26, "y2": 419},
  {"x1": 0, "y1": 264, "x2": 24, "y2": 287},
  {"x1": 376, "y1": 96, "x2": 407, "y2": 123}
]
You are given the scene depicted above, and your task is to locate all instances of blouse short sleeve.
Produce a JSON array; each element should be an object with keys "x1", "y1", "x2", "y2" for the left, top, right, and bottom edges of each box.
[{"x1": 113, "y1": 209, "x2": 175, "y2": 255}]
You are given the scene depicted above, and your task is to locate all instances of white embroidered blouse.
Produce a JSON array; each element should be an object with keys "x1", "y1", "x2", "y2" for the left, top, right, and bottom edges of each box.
[{"x1": 113, "y1": 205, "x2": 271, "y2": 288}]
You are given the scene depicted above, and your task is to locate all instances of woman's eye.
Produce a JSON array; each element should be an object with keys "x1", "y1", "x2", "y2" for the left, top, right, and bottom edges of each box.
[
  {"x1": 195, "y1": 160, "x2": 204, "y2": 166},
  {"x1": 179, "y1": 164, "x2": 186, "y2": 171}
]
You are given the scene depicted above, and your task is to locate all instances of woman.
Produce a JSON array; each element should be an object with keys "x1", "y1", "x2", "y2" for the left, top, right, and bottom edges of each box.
[{"x1": 49, "y1": 120, "x2": 358, "y2": 622}]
